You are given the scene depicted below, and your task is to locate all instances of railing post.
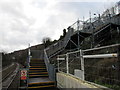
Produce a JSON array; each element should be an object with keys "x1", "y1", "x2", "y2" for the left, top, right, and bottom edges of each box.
[
  {"x1": 66, "y1": 54, "x2": 69, "y2": 74},
  {"x1": 28, "y1": 44, "x2": 31, "y2": 68},
  {"x1": 57, "y1": 56, "x2": 60, "y2": 72},
  {"x1": 80, "y1": 49, "x2": 85, "y2": 80}
]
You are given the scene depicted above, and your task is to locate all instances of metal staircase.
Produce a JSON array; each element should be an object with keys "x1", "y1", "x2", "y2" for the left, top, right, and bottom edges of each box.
[
  {"x1": 27, "y1": 51, "x2": 56, "y2": 89},
  {"x1": 43, "y1": 14, "x2": 120, "y2": 87},
  {"x1": 29, "y1": 59, "x2": 48, "y2": 78}
]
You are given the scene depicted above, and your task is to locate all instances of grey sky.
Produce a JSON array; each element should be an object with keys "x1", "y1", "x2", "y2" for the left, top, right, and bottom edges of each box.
[{"x1": 0, "y1": 0, "x2": 119, "y2": 53}]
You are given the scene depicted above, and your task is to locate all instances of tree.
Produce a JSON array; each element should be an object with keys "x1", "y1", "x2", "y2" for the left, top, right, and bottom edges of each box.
[
  {"x1": 59, "y1": 29, "x2": 67, "y2": 40},
  {"x1": 42, "y1": 37, "x2": 52, "y2": 48},
  {"x1": 63, "y1": 29, "x2": 66, "y2": 37}
]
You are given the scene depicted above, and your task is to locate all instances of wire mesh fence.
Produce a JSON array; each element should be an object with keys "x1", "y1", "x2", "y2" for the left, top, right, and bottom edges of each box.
[
  {"x1": 57, "y1": 54, "x2": 67, "y2": 73},
  {"x1": 68, "y1": 51, "x2": 81, "y2": 75},
  {"x1": 83, "y1": 44, "x2": 120, "y2": 90},
  {"x1": 57, "y1": 44, "x2": 120, "y2": 89}
]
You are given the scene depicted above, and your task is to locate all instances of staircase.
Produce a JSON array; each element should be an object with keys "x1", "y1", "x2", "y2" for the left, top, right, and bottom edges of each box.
[{"x1": 28, "y1": 58, "x2": 56, "y2": 89}]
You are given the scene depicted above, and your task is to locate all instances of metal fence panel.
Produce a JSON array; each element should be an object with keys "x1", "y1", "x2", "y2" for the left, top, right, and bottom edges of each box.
[{"x1": 57, "y1": 44, "x2": 120, "y2": 89}]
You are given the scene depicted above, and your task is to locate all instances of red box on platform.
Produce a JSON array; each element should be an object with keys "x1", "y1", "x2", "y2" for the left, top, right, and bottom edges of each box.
[{"x1": 20, "y1": 69, "x2": 27, "y2": 80}]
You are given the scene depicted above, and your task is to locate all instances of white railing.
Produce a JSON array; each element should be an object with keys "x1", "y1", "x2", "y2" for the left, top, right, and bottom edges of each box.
[
  {"x1": 83, "y1": 53, "x2": 117, "y2": 58},
  {"x1": 57, "y1": 44, "x2": 120, "y2": 89}
]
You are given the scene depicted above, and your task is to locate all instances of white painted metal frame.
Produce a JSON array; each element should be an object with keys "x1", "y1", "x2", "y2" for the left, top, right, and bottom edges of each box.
[
  {"x1": 83, "y1": 53, "x2": 117, "y2": 58},
  {"x1": 57, "y1": 44, "x2": 120, "y2": 81},
  {"x1": 80, "y1": 50, "x2": 85, "y2": 80}
]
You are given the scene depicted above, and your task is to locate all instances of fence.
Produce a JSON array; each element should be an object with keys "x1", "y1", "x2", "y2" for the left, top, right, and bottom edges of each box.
[{"x1": 57, "y1": 44, "x2": 120, "y2": 90}]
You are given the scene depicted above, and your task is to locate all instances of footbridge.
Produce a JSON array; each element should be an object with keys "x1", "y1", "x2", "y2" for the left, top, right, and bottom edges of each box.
[
  {"x1": 43, "y1": 13, "x2": 120, "y2": 90},
  {"x1": 1, "y1": 13, "x2": 120, "y2": 90}
]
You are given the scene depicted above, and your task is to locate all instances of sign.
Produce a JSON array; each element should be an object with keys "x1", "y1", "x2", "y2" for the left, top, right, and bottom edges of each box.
[
  {"x1": 20, "y1": 69, "x2": 27, "y2": 80},
  {"x1": 57, "y1": 58, "x2": 65, "y2": 60}
]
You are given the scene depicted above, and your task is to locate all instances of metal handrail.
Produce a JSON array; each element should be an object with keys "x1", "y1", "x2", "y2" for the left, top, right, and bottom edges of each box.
[
  {"x1": 44, "y1": 49, "x2": 50, "y2": 70},
  {"x1": 83, "y1": 43, "x2": 120, "y2": 52},
  {"x1": 44, "y1": 49, "x2": 56, "y2": 81}
]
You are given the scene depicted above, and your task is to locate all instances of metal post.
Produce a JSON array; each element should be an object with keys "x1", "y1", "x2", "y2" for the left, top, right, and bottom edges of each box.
[
  {"x1": 57, "y1": 56, "x2": 60, "y2": 72},
  {"x1": 92, "y1": 23, "x2": 95, "y2": 48},
  {"x1": 27, "y1": 44, "x2": 30, "y2": 89},
  {"x1": 28, "y1": 44, "x2": 31, "y2": 68},
  {"x1": 77, "y1": 20, "x2": 80, "y2": 50},
  {"x1": 89, "y1": 11, "x2": 91, "y2": 23},
  {"x1": 117, "y1": 27, "x2": 119, "y2": 43},
  {"x1": 80, "y1": 49, "x2": 85, "y2": 80},
  {"x1": 66, "y1": 54, "x2": 69, "y2": 74}
]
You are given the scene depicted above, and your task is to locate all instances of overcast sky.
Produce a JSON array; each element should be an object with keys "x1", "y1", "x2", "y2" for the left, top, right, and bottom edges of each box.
[{"x1": 0, "y1": 0, "x2": 119, "y2": 53}]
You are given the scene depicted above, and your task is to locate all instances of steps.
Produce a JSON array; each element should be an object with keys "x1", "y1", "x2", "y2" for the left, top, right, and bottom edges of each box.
[
  {"x1": 29, "y1": 59, "x2": 48, "y2": 78},
  {"x1": 28, "y1": 58, "x2": 56, "y2": 89},
  {"x1": 28, "y1": 81, "x2": 56, "y2": 89}
]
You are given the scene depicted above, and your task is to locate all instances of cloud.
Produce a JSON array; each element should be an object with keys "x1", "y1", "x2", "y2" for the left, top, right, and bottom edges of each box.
[{"x1": 0, "y1": 0, "x2": 119, "y2": 53}]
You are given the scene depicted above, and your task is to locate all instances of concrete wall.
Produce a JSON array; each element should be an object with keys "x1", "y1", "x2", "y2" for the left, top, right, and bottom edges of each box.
[{"x1": 57, "y1": 72, "x2": 111, "y2": 90}]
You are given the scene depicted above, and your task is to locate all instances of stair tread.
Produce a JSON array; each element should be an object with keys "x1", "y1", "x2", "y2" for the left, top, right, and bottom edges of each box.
[
  {"x1": 30, "y1": 68, "x2": 46, "y2": 69},
  {"x1": 30, "y1": 66, "x2": 45, "y2": 67},
  {"x1": 30, "y1": 61, "x2": 44, "y2": 63},
  {"x1": 29, "y1": 75, "x2": 48, "y2": 76},
  {"x1": 31, "y1": 59, "x2": 43, "y2": 60},
  {"x1": 28, "y1": 81, "x2": 55, "y2": 85},
  {"x1": 30, "y1": 64, "x2": 45, "y2": 65},
  {"x1": 29, "y1": 70, "x2": 46, "y2": 71},
  {"x1": 29, "y1": 72, "x2": 48, "y2": 74},
  {"x1": 28, "y1": 85, "x2": 56, "y2": 88},
  {"x1": 29, "y1": 77, "x2": 52, "y2": 83},
  {"x1": 29, "y1": 70, "x2": 47, "y2": 71},
  {"x1": 28, "y1": 58, "x2": 55, "y2": 88}
]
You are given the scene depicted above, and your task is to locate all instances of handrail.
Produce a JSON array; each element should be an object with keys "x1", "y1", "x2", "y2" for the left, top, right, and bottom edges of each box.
[
  {"x1": 44, "y1": 49, "x2": 56, "y2": 81},
  {"x1": 83, "y1": 43, "x2": 120, "y2": 52},
  {"x1": 58, "y1": 44, "x2": 120, "y2": 56},
  {"x1": 44, "y1": 49, "x2": 50, "y2": 66},
  {"x1": 45, "y1": 29, "x2": 71, "y2": 58},
  {"x1": 45, "y1": 14, "x2": 120, "y2": 60},
  {"x1": 44, "y1": 49, "x2": 50, "y2": 76}
]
